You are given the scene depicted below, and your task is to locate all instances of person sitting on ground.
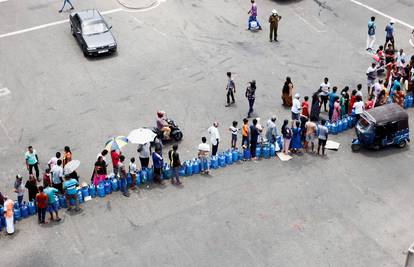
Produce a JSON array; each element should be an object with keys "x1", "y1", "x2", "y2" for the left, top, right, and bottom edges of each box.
[
  {"x1": 156, "y1": 111, "x2": 171, "y2": 140},
  {"x1": 63, "y1": 176, "x2": 80, "y2": 211}
]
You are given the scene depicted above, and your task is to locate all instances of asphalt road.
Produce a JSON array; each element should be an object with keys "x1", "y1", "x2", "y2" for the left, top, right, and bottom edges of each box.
[{"x1": 0, "y1": 0, "x2": 414, "y2": 266}]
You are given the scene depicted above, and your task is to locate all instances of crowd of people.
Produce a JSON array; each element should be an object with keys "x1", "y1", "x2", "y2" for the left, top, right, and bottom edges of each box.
[{"x1": 1, "y1": 14, "x2": 413, "y2": 235}]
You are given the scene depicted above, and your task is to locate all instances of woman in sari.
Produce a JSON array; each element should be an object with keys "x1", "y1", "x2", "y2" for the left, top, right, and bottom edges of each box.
[{"x1": 281, "y1": 77, "x2": 293, "y2": 107}]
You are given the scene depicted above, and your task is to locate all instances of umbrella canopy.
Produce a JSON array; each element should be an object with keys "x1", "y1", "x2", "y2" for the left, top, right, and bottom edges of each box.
[
  {"x1": 127, "y1": 128, "x2": 157, "y2": 145},
  {"x1": 105, "y1": 136, "x2": 129, "y2": 151},
  {"x1": 63, "y1": 160, "x2": 80, "y2": 175}
]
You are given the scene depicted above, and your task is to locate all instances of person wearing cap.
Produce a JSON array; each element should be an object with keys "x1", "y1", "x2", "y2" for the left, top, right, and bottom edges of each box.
[
  {"x1": 245, "y1": 80, "x2": 256, "y2": 118},
  {"x1": 291, "y1": 93, "x2": 301, "y2": 121},
  {"x1": 366, "y1": 16, "x2": 376, "y2": 51},
  {"x1": 385, "y1": 20, "x2": 395, "y2": 48},
  {"x1": 208, "y1": 122, "x2": 221, "y2": 156},
  {"x1": 14, "y1": 174, "x2": 25, "y2": 206},
  {"x1": 268, "y1": 9, "x2": 282, "y2": 42}
]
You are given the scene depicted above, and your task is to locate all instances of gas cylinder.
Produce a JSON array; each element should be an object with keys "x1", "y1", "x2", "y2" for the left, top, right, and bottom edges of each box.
[
  {"x1": 97, "y1": 182, "x2": 105, "y2": 198},
  {"x1": 20, "y1": 202, "x2": 29, "y2": 218},
  {"x1": 89, "y1": 184, "x2": 96, "y2": 198}
]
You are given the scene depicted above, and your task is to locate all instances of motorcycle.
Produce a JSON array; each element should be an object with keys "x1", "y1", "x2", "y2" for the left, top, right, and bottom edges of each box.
[{"x1": 152, "y1": 118, "x2": 183, "y2": 142}]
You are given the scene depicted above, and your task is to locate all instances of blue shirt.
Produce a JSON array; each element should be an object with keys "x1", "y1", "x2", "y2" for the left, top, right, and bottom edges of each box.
[
  {"x1": 368, "y1": 21, "x2": 375, "y2": 36},
  {"x1": 63, "y1": 179, "x2": 78, "y2": 195},
  {"x1": 44, "y1": 187, "x2": 58, "y2": 204},
  {"x1": 385, "y1": 24, "x2": 393, "y2": 38},
  {"x1": 152, "y1": 152, "x2": 163, "y2": 169},
  {"x1": 328, "y1": 92, "x2": 337, "y2": 107}
]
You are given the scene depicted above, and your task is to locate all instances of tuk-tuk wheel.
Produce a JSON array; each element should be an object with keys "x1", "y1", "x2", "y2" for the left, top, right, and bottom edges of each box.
[
  {"x1": 397, "y1": 140, "x2": 407, "y2": 148},
  {"x1": 351, "y1": 144, "x2": 361, "y2": 152}
]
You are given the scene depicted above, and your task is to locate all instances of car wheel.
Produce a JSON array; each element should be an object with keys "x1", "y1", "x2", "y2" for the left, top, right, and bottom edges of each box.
[
  {"x1": 173, "y1": 131, "x2": 183, "y2": 141},
  {"x1": 351, "y1": 144, "x2": 361, "y2": 152},
  {"x1": 397, "y1": 140, "x2": 407, "y2": 148}
]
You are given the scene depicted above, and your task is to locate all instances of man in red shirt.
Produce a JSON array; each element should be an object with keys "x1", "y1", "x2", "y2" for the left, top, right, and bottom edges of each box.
[
  {"x1": 35, "y1": 186, "x2": 48, "y2": 224},
  {"x1": 111, "y1": 150, "x2": 120, "y2": 176}
]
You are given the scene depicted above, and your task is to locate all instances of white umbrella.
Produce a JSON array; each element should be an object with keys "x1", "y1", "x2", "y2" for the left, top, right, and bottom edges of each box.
[
  {"x1": 128, "y1": 128, "x2": 157, "y2": 144},
  {"x1": 64, "y1": 160, "x2": 80, "y2": 175}
]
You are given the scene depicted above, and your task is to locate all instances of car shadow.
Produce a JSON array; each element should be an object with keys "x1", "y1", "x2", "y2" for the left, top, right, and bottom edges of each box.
[
  {"x1": 86, "y1": 51, "x2": 118, "y2": 61},
  {"x1": 356, "y1": 145, "x2": 409, "y2": 158}
]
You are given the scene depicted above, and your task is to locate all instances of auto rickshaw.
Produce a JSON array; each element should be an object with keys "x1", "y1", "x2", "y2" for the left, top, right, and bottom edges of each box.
[{"x1": 351, "y1": 103, "x2": 410, "y2": 152}]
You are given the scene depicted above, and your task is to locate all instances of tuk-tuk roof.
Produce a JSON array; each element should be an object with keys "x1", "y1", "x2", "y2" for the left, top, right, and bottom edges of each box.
[{"x1": 363, "y1": 103, "x2": 408, "y2": 125}]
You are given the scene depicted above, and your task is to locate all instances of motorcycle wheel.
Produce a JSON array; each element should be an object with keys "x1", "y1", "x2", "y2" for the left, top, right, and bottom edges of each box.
[{"x1": 173, "y1": 131, "x2": 183, "y2": 141}]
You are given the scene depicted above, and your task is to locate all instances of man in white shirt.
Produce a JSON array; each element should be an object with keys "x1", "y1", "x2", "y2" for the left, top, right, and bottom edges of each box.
[
  {"x1": 366, "y1": 62, "x2": 377, "y2": 96},
  {"x1": 198, "y1": 137, "x2": 210, "y2": 174},
  {"x1": 51, "y1": 160, "x2": 64, "y2": 193},
  {"x1": 319, "y1": 77, "x2": 330, "y2": 112},
  {"x1": 48, "y1": 152, "x2": 61, "y2": 170},
  {"x1": 208, "y1": 122, "x2": 220, "y2": 156},
  {"x1": 396, "y1": 49, "x2": 406, "y2": 68},
  {"x1": 291, "y1": 93, "x2": 301, "y2": 121}
]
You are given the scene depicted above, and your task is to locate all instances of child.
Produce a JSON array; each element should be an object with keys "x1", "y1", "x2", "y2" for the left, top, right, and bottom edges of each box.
[
  {"x1": 290, "y1": 121, "x2": 302, "y2": 153},
  {"x1": 43, "y1": 168, "x2": 51, "y2": 188},
  {"x1": 229, "y1": 121, "x2": 239, "y2": 149},
  {"x1": 35, "y1": 186, "x2": 48, "y2": 224},
  {"x1": 241, "y1": 118, "x2": 249, "y2": 148},
  {"x1": 129, "y1": 157, "x2": 137, "y2": 190},
  {"x1": 168, "y1": 144, "x2": 182, "y2": 185},
  {"x1": 365, "y1": 95, "x2": 374, "y2": 110},
  {"x1": 118, "y1": 155, "x2": 129, "y2": 197}
]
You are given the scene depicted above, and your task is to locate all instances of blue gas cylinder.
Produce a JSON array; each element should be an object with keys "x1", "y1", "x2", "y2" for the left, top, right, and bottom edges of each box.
[
  {"x1": 97, "y1": 183, "x2": 105, "y2": 198},
  {"x1": 210, "y1": 156, "x2": 219, "y2": 169},
  {"x1": 54, "y1": 196, "x2": 60, "y2": 210},
  {"x1": 263, "y1": 145, "x2": 270, "y2": 159},
  {"x1": 331, "y1": 122, "x2": 338, "y2": 135},
  {"x1": 81, "y1": 186, "x2": 89, "y2": 198},
  {"x1": 14, "y1": 206, "x2": 21, "y2": 221},
  {"x1": 179, "y1": 165, "x2": 186, "y2": 176},
  {"x1": 141, "y1": 169, "x2": 148, "y2": 183},
  {"x1": 269, "y1": 144, "x2": 276, "y2": 157},
  {"x1": 146, "y1": 168, "x2": 154, "y2": 181},
  {"x1": 163, "y1": 164, "x2": 172, "y2": 179},
  {"x1": 104, "y1": 180, "x2": 112, "y2": 194},
  {"x1": 192, "y1": 159, "x2": 200, "y2": 174},
  {"x1": 255, "y1": 146, "x2": 262, "y2": 158},
  {"x1": 337, "y1": 120, "x2": 343, "y2": 133},
  {"x1": 185, "y1": 161, "x2": 193, "y2": 176},
  {"x1": 126, "y1": 173, "x2": 131, "y2": 186},
  {"x1": 404, "y1": 96, "x2": 409, "y2": 109},
  {"x1": 20, "y1": 202, "x2": 29, "y2": 218},
  {"x1": 0, "y1": 206, "x2": 4, "y2": 230},
  {"x1": 111, "y1": 178, "x2": 119, "y2": 191},
  {"x1": 342, "y1": 117, "x2": 348, "y2": 130},
  {"x1": 238, "y1": 151, "x2": 243, "y2": 161},
  {"x1": 218, "y1": 154, "x2": 226, "y2": 167},
  {"x1": 243, "y1": 148, "x2": 251, "y2": 160},
  {"x1": 225, "y1": 151, "x2": 232, "y2": 165},
  {"x1": 59, "y1": 195, "x2": 67, "y2": 208},
  {"x1": 14, "y1": 201, "x2": 19, "y2": 209},
  {"x1": 89, "y1": 184, "x2": 96, "y2": 198},
  {"x1": 135, "y1": 171, "x2": 142, "y2": 185},
  {"x1": 28, "y1": 201, "x2": 36, "y2": 215},
  {"x1": 232, "y1": 150, "x2": 239, "y2": 162},
  {"x1": 408, "y1": 95, "x2": 413, "y2": 107},
  {"x1": 77, "y1": 190, "x2": 84, "y2": 204}
]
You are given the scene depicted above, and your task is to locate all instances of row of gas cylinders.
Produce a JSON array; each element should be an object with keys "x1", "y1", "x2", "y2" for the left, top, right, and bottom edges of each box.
[
  {"x1": 403, "y1": 95, "x2": 414, "y2": 109},
  {"x1": 325, "y1": 115, "x2": 356, "y2": 135}
]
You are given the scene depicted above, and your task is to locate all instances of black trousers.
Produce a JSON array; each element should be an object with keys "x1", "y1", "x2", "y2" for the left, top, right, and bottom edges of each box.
[
  {"x1": 320, "y1": 95, "x2": 328, "y2": 111},
  {"x1": 212, "y1": 142, "x2": 219, "y2": 156},
  {"x1": 38, "y1": 208, "x2": 46, "y2": 223},
  {"x1": 140, "y1": 157, "x2": 149, "y2": 168},
  {"x1": 29, "y1": 163, "x2": 40, "y2": 179},
  {"x1": 227, "y1": 90, "x2": 235, "y2": 104}
]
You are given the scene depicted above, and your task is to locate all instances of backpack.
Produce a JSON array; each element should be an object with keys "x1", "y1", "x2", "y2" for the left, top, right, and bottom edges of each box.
[{"x1": 368, "y1": 23, "x2": 375, "y2": 35}]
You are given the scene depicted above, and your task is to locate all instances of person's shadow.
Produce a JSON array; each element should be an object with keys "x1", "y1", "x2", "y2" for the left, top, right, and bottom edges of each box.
[{"x1": 271, "y1": 0, "x2": 303, "y2": 4}]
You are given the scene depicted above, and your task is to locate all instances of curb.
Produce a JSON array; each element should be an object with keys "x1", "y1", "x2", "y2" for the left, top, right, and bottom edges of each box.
[{"x1": 117, "y1": 0, "x2": 158, "y2": 10}]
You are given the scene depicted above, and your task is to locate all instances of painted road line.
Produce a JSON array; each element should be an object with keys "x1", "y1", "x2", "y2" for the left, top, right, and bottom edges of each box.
[
  {"x1": 0, "y1": 0, "x2": 9, "y2": 3},
  {"x1": 0, "y1": 8, "x2": 123, "y2": 39},
  {"x1": 294, "y1": 12, "x2": 326, "y2": 33},
  {"x1": 349, "y1": 0, "x2": 414, "y2": 30},
  {"x1": 0, "y1": 87, "x2": 11, "y2": 97}
]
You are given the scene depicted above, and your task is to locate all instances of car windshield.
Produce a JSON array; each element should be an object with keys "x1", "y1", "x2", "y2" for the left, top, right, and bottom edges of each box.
[{"x1": 82, "y1": 22, "x2": 108, "y2": 35}]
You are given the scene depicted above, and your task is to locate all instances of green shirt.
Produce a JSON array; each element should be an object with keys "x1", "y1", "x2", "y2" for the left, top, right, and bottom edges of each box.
[
  {"x1": 63, "y1": 179, "x2": 78, "y2": 195},
  {"x1": 44, "y1": 187, "x2": 58, "y2": 204}
]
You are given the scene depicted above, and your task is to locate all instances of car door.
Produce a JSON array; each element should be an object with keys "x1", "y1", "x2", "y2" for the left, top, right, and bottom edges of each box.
[{"x1": 72, "y1": 15, "x2": 83, "y2": 44}]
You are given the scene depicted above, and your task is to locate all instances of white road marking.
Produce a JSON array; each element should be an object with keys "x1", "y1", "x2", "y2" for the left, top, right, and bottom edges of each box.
[
  {"x1": 0, "y1": 8, "x2": 123, "y2": 39},
  {"x1": 294, "y1": 12, "x2": 326, "y2": 33},
  {"x1": 132, "y1": 16, "x2": 167, "y2": 36},
  {"x1": 0, "y1": 87, "x2": 11, "y2": 97},
  {"x1": 0, "y1": 0, "x2": 8, "y2": 3},
  {"x1": 349, "y1": 0, "x2": 414, "y2": 30}
]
